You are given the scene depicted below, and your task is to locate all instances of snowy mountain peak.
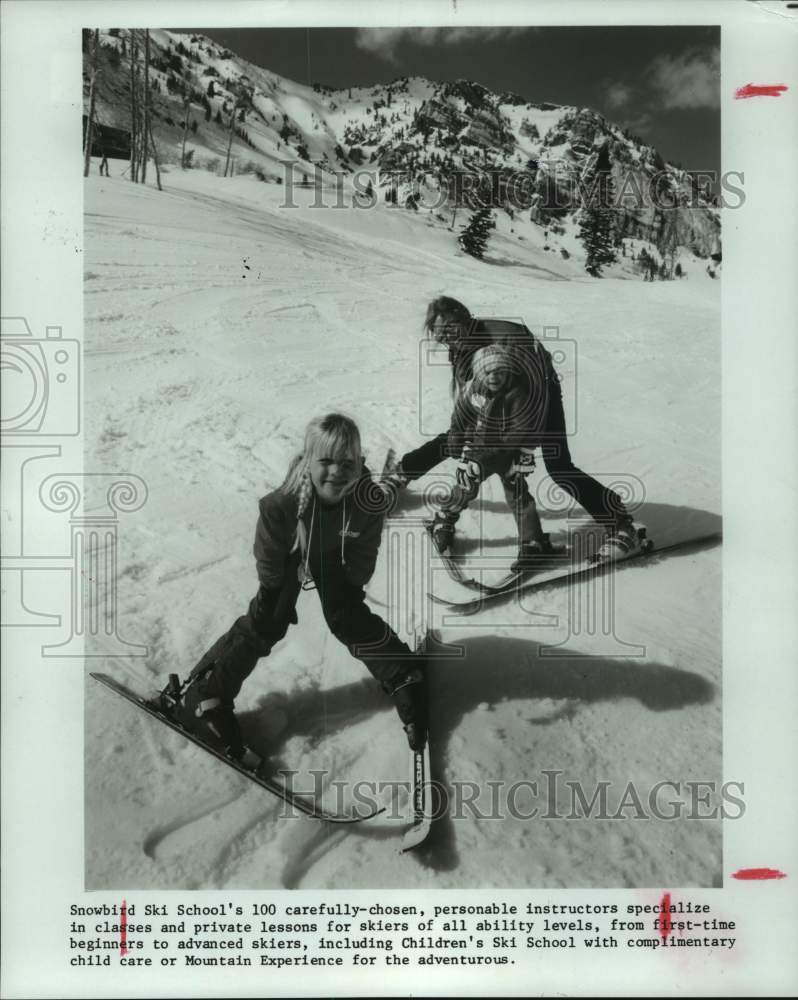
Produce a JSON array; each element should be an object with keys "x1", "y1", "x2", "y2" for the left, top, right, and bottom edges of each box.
[{"x1": 84, "y1": 29, "x2": 720, "y2": 257}]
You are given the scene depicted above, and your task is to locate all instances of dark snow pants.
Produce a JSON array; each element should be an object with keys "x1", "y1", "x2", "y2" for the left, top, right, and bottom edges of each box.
[
  {"x1": 539, "y1": 379, "x2": 627, "y2": 522},
  {"x1": 190, "y1": 549, "x2": 415, "y2": 705}
]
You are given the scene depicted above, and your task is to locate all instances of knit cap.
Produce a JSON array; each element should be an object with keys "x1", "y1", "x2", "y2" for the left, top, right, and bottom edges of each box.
[{"x1": 472, "y1": 344, "x2": 513, "y2": 381}]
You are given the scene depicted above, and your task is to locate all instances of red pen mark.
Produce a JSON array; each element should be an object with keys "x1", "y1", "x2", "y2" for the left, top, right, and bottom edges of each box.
[
  {"x1": 120, "y1": 899, "x2": 128, "y2": 957},
  {"x1": 732, "y1": 867, "x2": 787, "y2": 880},
  {"x1": 734, "y1": 83, "x2": 788, "y2": 100},
  {"x1": 659, "y1": 892, "x2": 672, "y2": 941}
]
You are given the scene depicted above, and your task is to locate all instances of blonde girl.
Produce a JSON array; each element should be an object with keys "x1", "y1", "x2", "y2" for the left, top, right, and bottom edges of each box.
[{"x1": 175, "y1": 413, "x2": 426, "y2": 762}]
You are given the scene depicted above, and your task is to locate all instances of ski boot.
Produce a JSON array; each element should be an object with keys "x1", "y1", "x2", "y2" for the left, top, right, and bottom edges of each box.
[
  {"x1": 386, "y1": 668, "x2": 427, "y2": 751},
  {"x1": 157, "y1": 673, "x2": 184, "y2": 716},
  {"x1": 425, "y1": 512, "x2": 456, "y2": 555},
  {"x1": 594, "y1": 515, "x2": 650, "y2": 563},
  {"x1": 510, "y1": 533, "x2": 564, "y2": 573},
  {"x1": 171, "y1": 673, "x2": 260, "y2": 768}
]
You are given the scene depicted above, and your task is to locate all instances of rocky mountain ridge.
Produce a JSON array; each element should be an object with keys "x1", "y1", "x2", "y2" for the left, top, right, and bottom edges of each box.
[{"x1": 84, "y1": 29, "x2": 720, "y2": 257}]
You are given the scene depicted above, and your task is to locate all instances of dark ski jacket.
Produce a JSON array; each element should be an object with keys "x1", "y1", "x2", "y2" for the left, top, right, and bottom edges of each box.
[
  {"x1": 449, "y1": 374, "x2": 549, "y2": 466},
  {"x1": 253, "y1": 471, "x2": 383, "y2": 593},
  {"x1": 448, "y1": 318, "x2": 557, "y2": 392}
]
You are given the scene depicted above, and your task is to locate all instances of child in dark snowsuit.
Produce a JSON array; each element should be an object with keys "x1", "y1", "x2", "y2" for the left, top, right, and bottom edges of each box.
[
  {"x1": 426, "y1": 345, "x2": 550, "y2": 569},
  {"x1": 176, "y1": 413, "x2": 427, "y2": 762}
]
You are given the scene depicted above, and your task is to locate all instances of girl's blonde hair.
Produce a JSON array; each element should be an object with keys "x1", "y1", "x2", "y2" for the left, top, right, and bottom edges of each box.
[{"x1": 280, "y1": 413, "x2": 362, "y2": 516}]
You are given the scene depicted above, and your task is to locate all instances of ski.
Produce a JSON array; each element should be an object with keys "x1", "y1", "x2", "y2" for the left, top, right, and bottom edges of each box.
[
  {"x1": 470, "y1": 543, "x2": 570, "y2": 593},
  {"x1": 438, "y1": 551, "x2": 483, "y2": 589},
  {"x1": 401, "y1": 742, "x2": 432, "y2": 852},
  {"x1": 380, "y1": 447, "x2": 397, "y2": 480},
  {"x1": 376, "y1": 447, "x2": 403, "y2": 501},
  {"x1": 401, "y1": 631, "x2": 432, "y2": 852},
  {"x1": 426, "y1": 516, "x2": 569, "y2": 593},
  {"x1": 90, "y1": 672, "x2": 385, "y2": 824},
  {"x1": 429, "y1": 531, "x2": 721, "y2": 614},
  {"x1": 435, "y1": 544, "x2": 568, "y2": 593},
  {"x1": 422, "y1": 517, "x2": 485, "y2": 590}
]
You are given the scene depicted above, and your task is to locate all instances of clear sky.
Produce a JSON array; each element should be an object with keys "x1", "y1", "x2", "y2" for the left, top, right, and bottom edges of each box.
[{"x1": 195, "y1": 26, "x2": 721, "y2": 176}]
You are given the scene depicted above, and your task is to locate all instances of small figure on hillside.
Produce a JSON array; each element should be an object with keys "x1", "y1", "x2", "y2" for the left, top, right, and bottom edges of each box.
[{"x1": 171, "y1": 414, "x2": 427, "y2": 763}]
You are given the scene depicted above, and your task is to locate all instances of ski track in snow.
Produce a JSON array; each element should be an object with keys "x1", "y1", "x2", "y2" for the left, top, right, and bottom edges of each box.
[
  {"x1": 84, "y1": 169, "x2": 721, "y2": 890},
  {"x1": 142, "y1": 787, "x2": 250, "y2": 861}
]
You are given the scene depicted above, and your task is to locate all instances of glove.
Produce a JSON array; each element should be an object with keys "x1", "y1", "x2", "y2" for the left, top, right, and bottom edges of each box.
[
  {"x1": 456, "y1": 458, "x2": 481, "y2": 489},
  {"x1": 510, "y1": 448, "x2": 536, "y2": 476}
]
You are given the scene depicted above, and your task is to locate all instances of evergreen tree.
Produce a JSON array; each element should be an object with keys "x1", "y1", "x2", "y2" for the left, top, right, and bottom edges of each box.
[
  {"x1": 577, "y1": 144, "x2": 617, "y2": 277},
  {"x1": 458, "y1": 207, "x2": 496, "y2": 260}
]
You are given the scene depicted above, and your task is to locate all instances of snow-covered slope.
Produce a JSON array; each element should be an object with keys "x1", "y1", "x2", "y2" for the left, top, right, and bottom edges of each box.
[
  {"x1": 84, "y1": 165, "x2": 721, "y2": 889},
  {"x1": 86, "y1": 30, "x2": 720, "y2": 260}
]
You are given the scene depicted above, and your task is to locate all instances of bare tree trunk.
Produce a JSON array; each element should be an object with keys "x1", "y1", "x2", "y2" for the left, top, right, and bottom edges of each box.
[
  {"x1": 148, "y1": 119, "x2": 162, "y2": 191},
  {"x1": 141, "y1": 30, "x2": 150, "y2": 184},
  {"x1": 133, "y1": 73, "x2": 143, "y2": 182},
  {"x1": 83, "y1": 29, "x2": 99, "y2": 177},
  {"x1": 129, "y1": 33, "x2": 138, "y2": 182},
  {"x1": 223, "y1": 102, "x2": 237, "y2": 178},
  {"x1": 180, "y1": 89, "x2": 190, "y2": 168}
]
